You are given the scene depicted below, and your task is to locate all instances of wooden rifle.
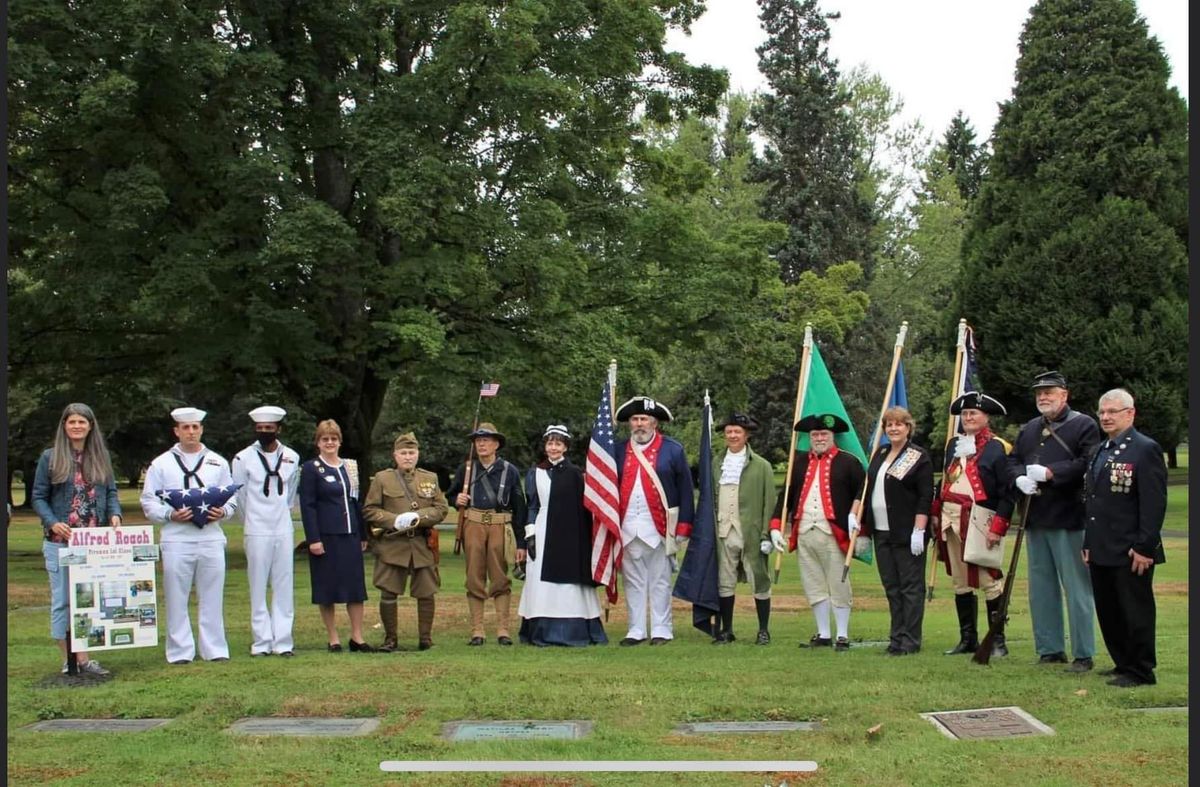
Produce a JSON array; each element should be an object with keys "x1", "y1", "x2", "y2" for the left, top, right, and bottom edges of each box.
[
  {"x1": 973, "y1": 494, "x2": 1032, "y2": 665},
  {"x1": 454, "y1": 383, "x2": 487, "y2": 555}
]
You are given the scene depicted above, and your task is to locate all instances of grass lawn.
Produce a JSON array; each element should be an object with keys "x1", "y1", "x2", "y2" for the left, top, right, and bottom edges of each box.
[{"x1": 6, "y1": 485, "x2": 1189, "y2": 786}]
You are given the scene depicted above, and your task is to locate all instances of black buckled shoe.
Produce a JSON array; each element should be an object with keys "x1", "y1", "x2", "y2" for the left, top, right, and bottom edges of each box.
[
  {"x1": 348, "y1": 640, "x2": 374, "y2": 653},
  {"x1": 834, "y1": 636, "x2": 850, "y2": 652},
  {"x1": 497, "y1": 636, "x2": 513, "y2": 646},
  {"x1": 802, "y1": 634, "x2": 833, "y2": 648},
  {"x1": 468, "y1": 636, "x2": 485, "y2": 646},
  {"x1": 755, "y1": 630, "x2": 771, "y2": 645}
]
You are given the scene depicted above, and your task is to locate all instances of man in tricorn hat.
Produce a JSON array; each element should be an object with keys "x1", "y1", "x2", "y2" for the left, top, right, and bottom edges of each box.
[
  {"x1": 711, "y1": 413, "x2": 779, "y2": 644},
  {"x1": 770, "y1": 413, "x2": 866, "y2": 651},
  {"x1": 447, "y1": 423, "x2": 527, "y2": 645},
  {"x1": 1006, "y1": 370, "x2": 1101, "y2": 672},
  {"x1": 614, "y1": 396, "x2": 694, "y2": 646},
  {"x1": 363, "y1": 432, "x2": 449, "y2": 651},
  {"x1": 232, "y1": 405, "x2": 301, "y2": 657},
  {"x1": 930, "y1": 392, "x2": 1015, "y2": 657}
]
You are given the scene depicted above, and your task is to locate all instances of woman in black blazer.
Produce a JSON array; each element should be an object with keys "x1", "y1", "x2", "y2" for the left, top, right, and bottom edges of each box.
[{"x1": 860, "y1": 407, "x2": 934, "y2": 655}]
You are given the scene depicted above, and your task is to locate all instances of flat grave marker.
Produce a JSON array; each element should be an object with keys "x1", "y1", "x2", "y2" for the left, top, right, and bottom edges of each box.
[
  {"x1": 674, "y1": 721, "x2": 820, "y2": 734},
  {"x1": 442, "y1": 720, "x2": 592, "y2": 741},
  {"x1": 921, "y1": 706, "x2": 1054, "y2": 740},
  {"x1": 24, "y1": 718, "x2": 171, "y2": 733},
  {"x1": 227, "y1": 717, "x2": 380, "y2": 736}
]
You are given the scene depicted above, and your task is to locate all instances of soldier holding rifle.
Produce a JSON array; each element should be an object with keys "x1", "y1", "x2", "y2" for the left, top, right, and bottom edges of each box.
[{"x1": 447, "y1": 423, "x2": 527, "y2": 646}]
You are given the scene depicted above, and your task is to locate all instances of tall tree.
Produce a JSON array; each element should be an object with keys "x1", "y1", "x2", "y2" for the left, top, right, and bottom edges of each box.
[
  {"x1": 958, "y1": 0, "x2": 1188, "y2": 457},
  {"x1": 750, "y1": 0, "x2": 875, "y2": 282},
  {"x1": 8, "y1": 0, "x2": 729, "y2": 485},
  {"x1": 941, "y1": 110, "x2": 986, "y2": 201}
]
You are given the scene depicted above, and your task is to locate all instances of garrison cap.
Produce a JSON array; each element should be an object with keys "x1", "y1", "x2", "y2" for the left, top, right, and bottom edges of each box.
[{"x1": 392, "y1": 431, "x2": 419, "y2": 450}]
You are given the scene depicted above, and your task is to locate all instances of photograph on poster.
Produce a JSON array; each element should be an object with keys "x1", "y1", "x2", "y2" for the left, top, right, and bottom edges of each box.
[
  {"x1": 86, "y1": 626, "x2": 105, "y2": 648},
  {"x1": 110, "y1": 628, "x2": 134, "y2": 646},
  {"x1": 74, "y1": 583, "x2": 95, "y2": 608},
  {"x1": 130, "y1": 579, "x2": 154, "y2": 596},
  {"x1": 138, "y1": 606, "x2": 157, "y2": 627},
  {"x1": 73, "y1": 614, "x2": 90, "y2": 639},
  {"x1": 131, "y1": 545, "x2": 160, "y2": 562}
]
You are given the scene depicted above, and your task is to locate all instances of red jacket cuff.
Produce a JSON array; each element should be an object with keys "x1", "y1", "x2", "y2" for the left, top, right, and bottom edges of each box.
[
  {"x1": 676, "y1": 522, "x2": 693, "y2": 538},
  {"x1": 988, "y1": 515, "x2": 1010, "y2": 536},
  {"x1": 930, "y1": 499, "x2": 942, "y2": 518},
  {"x1": 769, "y1": 518, "x2": 782, "y2": 532}
]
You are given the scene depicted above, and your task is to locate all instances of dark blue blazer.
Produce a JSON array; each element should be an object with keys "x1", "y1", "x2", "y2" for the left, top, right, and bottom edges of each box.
[
  {"x1": 1008, "y1": 407, "x2": 1101, "y2": 530},
  {"x1": 615, "y1": 435, "x2": 695, "y2": 534},
  {"x1": 298, "y1": 458, "x2": 364, "y2": 541},
  {"x1": 1083, "y1": 427, "x2": 1167, "y2": 566}
]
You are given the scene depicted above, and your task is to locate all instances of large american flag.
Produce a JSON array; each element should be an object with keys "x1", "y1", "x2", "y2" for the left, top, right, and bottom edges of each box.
[{"x1": 585, "y1": 378, "x2": 622, "y2": 603}]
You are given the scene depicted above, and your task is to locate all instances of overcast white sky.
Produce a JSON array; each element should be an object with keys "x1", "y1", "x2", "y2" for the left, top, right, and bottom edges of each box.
[{"x1": 666, "y1": 0, "x2": 1188, "y2": 141}]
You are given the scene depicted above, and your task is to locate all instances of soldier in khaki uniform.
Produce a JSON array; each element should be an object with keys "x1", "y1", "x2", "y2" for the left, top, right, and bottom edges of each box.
[{"x1": 362, "y1": 432, "x2": 448, "y2": 651}]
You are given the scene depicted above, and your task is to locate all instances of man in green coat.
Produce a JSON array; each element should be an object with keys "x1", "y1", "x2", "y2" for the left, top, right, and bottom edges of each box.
[{"x1": 711, "y1": 413, "x2": 782, "y2": 644}]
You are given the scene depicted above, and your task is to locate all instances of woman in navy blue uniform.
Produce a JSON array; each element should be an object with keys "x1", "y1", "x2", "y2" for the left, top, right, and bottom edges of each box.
[{"x1": 299, "y1": 419, "x2": 371, "y2": 652}]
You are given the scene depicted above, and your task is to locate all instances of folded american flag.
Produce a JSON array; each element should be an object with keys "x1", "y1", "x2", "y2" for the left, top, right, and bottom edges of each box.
[{"x1": 156, "y1": 484, "x2": 242, "y2": 527}]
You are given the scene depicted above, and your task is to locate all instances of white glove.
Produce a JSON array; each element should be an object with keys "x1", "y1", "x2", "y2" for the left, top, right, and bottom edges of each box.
[
  {"x1": 1015, "y1": 475, "x2": 1038, "y2": 495},
  {"x1": 910, "y1": 529, "x2": 926, "y2": 556},
  {"x1": 675, "y1": 535, "x2": 689, "y2": 550},
  {"x1": 393, "y1": 511, "x2": 420, "y2": 531},
  {"x1": 953, "y1": 435, "x2": 977, "y2": 459},
  {"x1": 1025, "y1": 464, "x2": 1049, "y2": 482},
  {"x1": 770, "y1": 529, "x2": 788, "y2": 553},
  {"x1": 846, "y1": 512, "x2": 860, "y2": 536},
  {"x1": 760, "y1": 539, "x2": 773, "y2": 556}
]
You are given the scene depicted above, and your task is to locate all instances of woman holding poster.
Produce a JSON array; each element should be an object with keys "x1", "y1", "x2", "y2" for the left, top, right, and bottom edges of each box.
[{"x1": 31, "y1": 403, "x2": 122, "y2": 676}]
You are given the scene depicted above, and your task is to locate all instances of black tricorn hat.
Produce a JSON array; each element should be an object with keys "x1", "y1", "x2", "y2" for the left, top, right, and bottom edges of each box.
[
  {"x1": 616, "y1": 396, "x2": 673, "y2": 423},
  {"x1": 795, "y1": 413, "x2": 850, "y2": 433},
  {"x1": 1030, "y1": 370, "x2": 1068, "y2": 389},
  {"x1": 467, "y1": 422, "x2": 506, "y2": 448},
  {"x1": 949, "y1": 391, "x2": 1007, "y2": 416},
  {"x1": 718, "y1": 412, "x2": 759, "y2": 431}
]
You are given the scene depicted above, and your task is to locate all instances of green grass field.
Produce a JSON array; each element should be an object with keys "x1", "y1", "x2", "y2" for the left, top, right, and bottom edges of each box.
[{"x1": 6, "y1": 485, "x2": 1189, "y2": 786}]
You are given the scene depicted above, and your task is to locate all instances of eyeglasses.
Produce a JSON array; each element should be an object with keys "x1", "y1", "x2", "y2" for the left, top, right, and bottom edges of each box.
[{"x1": 1096, "y1": 407, "x2": 1132, "y2": 417}]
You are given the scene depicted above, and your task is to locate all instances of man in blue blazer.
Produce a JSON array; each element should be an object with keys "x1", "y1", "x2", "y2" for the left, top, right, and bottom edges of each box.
[
  {"x1": 614, "y1": 396, "x2": 694, "y2": 646},
  {"x1": 1083, "y1": 389, "x2": 1167, "y2": 687}
]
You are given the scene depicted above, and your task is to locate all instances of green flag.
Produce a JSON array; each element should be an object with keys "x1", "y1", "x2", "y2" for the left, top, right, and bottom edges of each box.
[{"x1": 794, "y1": 342, "x2": 868, "y2": 467}]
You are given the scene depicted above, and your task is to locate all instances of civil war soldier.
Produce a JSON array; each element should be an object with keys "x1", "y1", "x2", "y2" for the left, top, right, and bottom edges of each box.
[{"x1": 1008, "y1": 371, "x2": 1101, "y2": 672}]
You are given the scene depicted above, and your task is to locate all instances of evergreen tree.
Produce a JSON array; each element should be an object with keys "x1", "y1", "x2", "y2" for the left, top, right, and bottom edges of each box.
[
  {"x1": 959, "y1": 0, "x2": 1188, "y2": 457},
  {"x1": 942, "y1": 110, "x2": 986, "y2": 201}
]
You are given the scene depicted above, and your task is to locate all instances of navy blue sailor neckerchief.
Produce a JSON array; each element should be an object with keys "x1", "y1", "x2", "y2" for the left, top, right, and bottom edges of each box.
[
  {"x1": 256, "y1": 449, "x2": 285, "y2": 496},
  {"x1": 172, "y1": 451, "x2": 206, "y2": 489}
]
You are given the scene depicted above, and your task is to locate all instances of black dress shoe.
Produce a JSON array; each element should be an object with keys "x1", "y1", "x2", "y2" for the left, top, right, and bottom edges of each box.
[
  {"x1": 169, "y1": 659, "x2": 192, "y2": 665},
  {"x1": 497, "y1": 636, "x2": 513, "y2": 646},
  {"x1": 277, "y1": 650, "x2": 295, "y2": 658},
  {"x1": 348, "y1": 640, "x2": 374, "y2": 653},
  {"x1": 649, "y1": 637, "x2": 669, "y2": 645},
  {"x1": 618, "y1": 637, "x2": 645, "y2": 647},
  {"x1": 1038, "y1": 652, "x2": 1068, "y2": 664},
  {"x1": 209, "y1": 657, "x2": 230, "y2": 662},
  {"x1": 1107, "y1": 674, "x2": 1152, "y2": 688},
  {"x1": 251, "y1": 651, "x2": 270, "y2": 658},
  {"x1": 468, "y1": 636, "x2": 485, "y2": 646},
  {"x1": 755, "y1": 630, "x2": 771, "y2": 645},
  {"x1": 711, "y1": 632, "x2": 735, "y2": 644},
  {"x1": 1064, "y1": 658, "x2": 1093, "y2": 673},
  {"x1": 834, "y1": 636, "x2": 851, "y2": 652},
  {"x1": 1098, "y1": 667, "x2": 1122, "y2": 677},
  {"x1": 327, "y1": 643, "x2": 343, "y2": 653},
  {"x1": 801, "y1": 635, "x2": 833, "y2": 648}
]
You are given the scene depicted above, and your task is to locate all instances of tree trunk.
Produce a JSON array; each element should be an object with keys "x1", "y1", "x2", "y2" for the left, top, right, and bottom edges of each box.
[{"x1": 1166, "y1": 444, "x2": 1177, "y2": 469}]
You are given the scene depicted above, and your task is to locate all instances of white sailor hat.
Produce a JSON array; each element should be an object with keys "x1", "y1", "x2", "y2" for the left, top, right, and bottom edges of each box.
[
  {"x1": 543, "y1": 424, "x2": 572, "y2": 441},
  {"x1": 248, "y1": 405, "x2": 287, "y2": 423},
  {"x1": 170, "y1": 407, "x2": 207, "y2": 423}
]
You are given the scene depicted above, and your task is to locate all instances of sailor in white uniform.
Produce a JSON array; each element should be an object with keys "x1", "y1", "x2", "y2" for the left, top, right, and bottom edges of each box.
[
  {"x1": 140, "y1": 407, "x2": 237, "y2": 664},
  {"x1": 232, "y1": 405, "x2": 301, "y2": 657}
]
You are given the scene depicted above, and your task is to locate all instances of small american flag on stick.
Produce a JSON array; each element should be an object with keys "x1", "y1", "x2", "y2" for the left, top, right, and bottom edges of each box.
[{"x1": 479, "y1": 382, "x2": 500, "y2": 397}]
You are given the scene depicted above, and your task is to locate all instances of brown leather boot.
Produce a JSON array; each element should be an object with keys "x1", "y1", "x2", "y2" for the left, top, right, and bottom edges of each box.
[
  {"x1": 417, "y1": 597, "x2": 435, "y2": 650},
  {"x1": 378, "y1": 599, "x2": 399, "y2": 652},
  {"x1": 494, "y1": 593, "x2": 512, "y2": 645}
]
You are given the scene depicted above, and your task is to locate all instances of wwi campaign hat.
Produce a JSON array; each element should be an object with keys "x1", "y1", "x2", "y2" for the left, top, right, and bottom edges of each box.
[
  {"x1": 170, "y1": 407, "x2": 207, "y2": 423},
  {"x1": 248, "y1": 405, "x2": 286, "y2": 423},
  {"x1": 467, "y1": 422, "x2": 506, "y2": 449},
  {"x1": 949, "y1": 391, "x2": 1007, "y2": 416},
  {"x1": 795, "y1": 413, "x2": 850, "y2": 433},
  {"x1": 615, "y1": 396, "x2": 673, "y2": 423}
]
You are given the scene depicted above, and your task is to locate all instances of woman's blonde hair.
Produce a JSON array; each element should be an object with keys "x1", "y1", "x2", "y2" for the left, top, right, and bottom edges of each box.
[
  {"x1": 881, "y1": 406, "x2": 915, "y2": 436},
  {"x1": 314, "y1": 419, "x2": 342, "y2": 445}
]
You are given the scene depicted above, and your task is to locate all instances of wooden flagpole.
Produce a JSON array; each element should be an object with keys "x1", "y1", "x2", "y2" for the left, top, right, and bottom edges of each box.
[
  {"x1": 842, "y1": 321, "x2": 909, "y2": 581},
  {"x1": 927, "y1": 318, "x2": 968, "y2": 600},
  {"x1": 773, "y1": 323, "x2": 814, "y2": 584}
]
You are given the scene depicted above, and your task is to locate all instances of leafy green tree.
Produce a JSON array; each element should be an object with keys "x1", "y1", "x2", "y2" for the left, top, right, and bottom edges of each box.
[
  {"x1": 8, "y1": 0, "x2": 730, "y2": 486},
  {"x1": 959, "y1": 0, "x2": 1188, "y2": 458}
]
